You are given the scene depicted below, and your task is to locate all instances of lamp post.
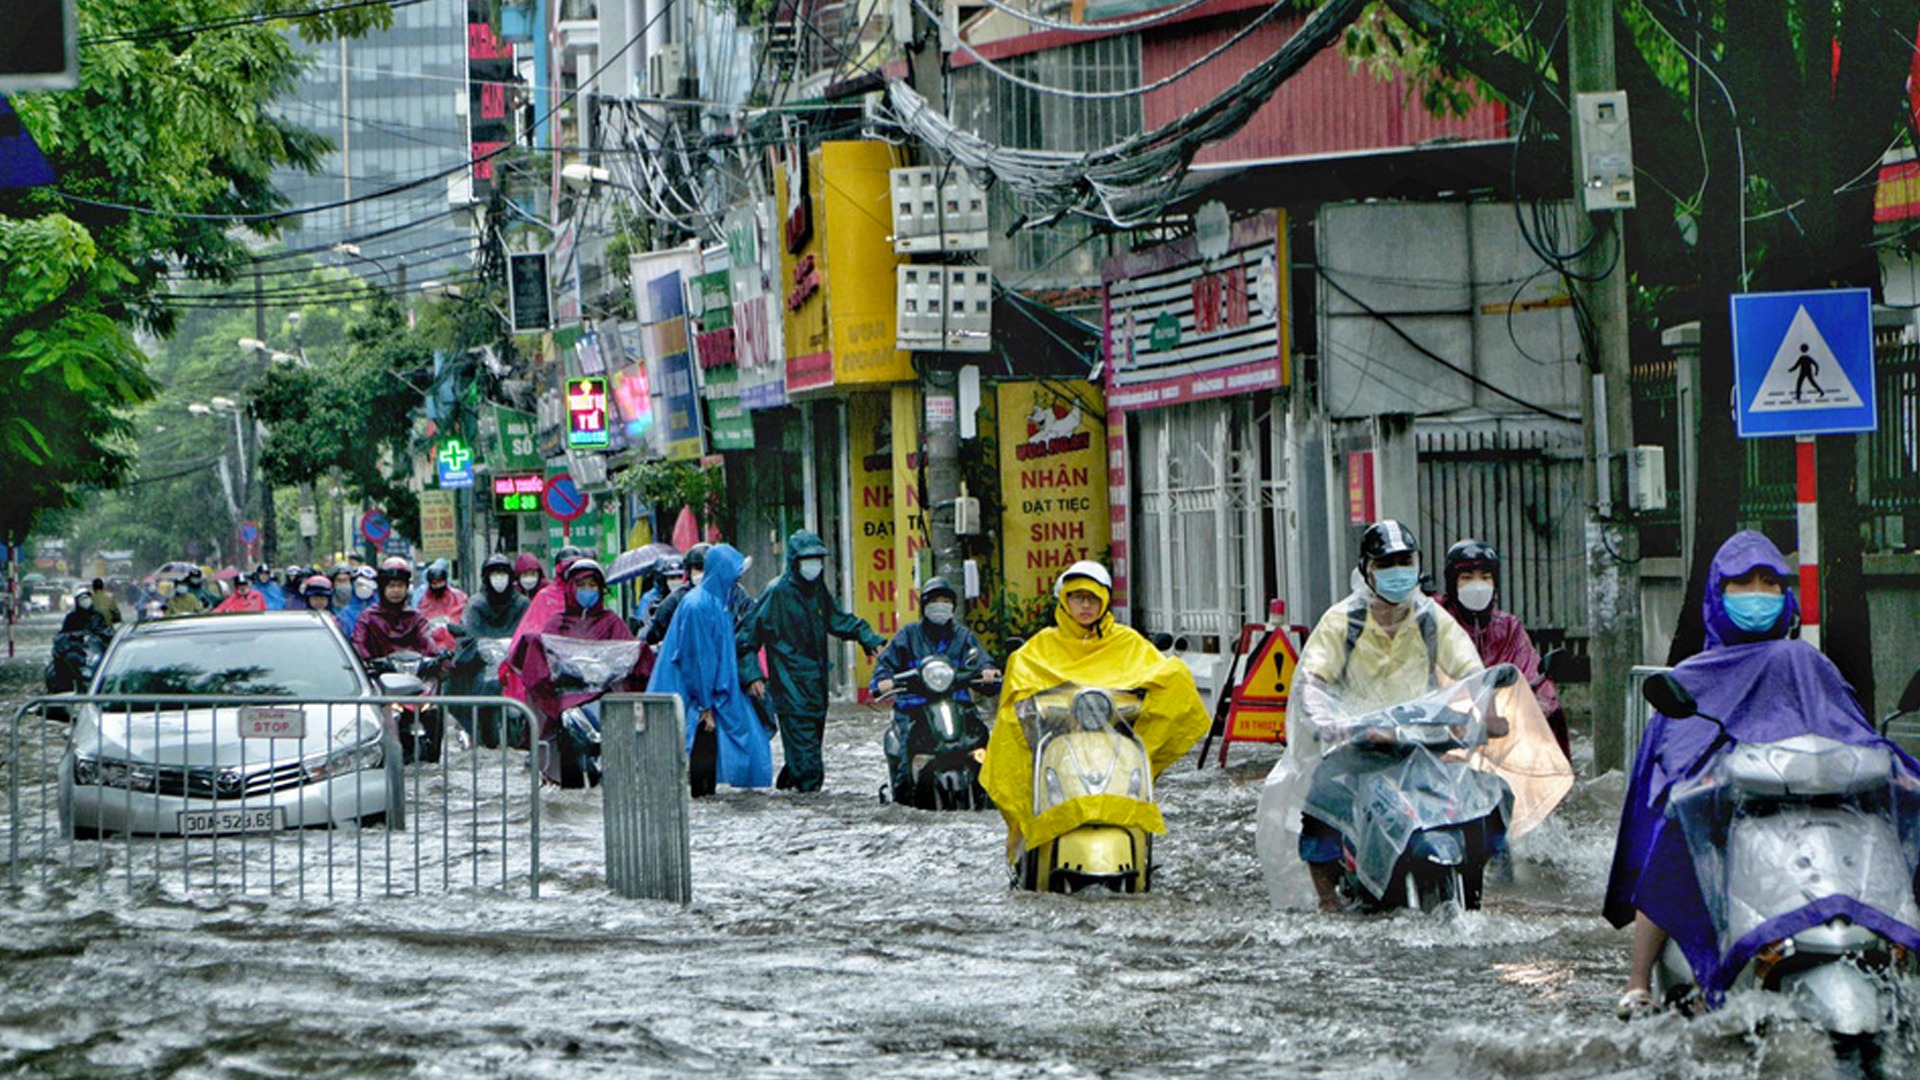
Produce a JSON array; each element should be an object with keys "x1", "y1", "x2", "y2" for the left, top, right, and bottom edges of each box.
[
  {"x1": 188, "y1": 399, "x2": 250, "y2": 561},
  {"x1": 334, "y1": 243, "x2": 409, "y2": 324}
]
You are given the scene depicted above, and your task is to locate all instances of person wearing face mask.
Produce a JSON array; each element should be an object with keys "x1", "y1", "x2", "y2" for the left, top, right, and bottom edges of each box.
[
  {"x1": 512, "y1": 552, "x2": 546, "y2": 599},
  {"x1": 89, "y1": 578, "x2": 122, "y2": 626},
  {"x1": 1440, "y1": 539, "x2": 1571, "y2": 760},
  {"x1": 212, "y1": 571, "x2": 267, "y2": 613},
  {"x1": 336, "y1": 565, "x2": 380, "y2": 640},
  {"x1": 870, "y1": 577, "x2": 1000, "y2": 804},
  {"x1": 736, "y1": 529, "x2": 887, "y2": 792},
  {"x1": 163, "y1": 571, "x2": 206, "y2": 616},
  {"x1": 414, "y1": 558, "x2": 467, "y2": 653},
  {"x1": 642, "y1": 545, "x2": 708, "y2": 646},
  {"x1": 1274, "y1": 520, "x2": 1485, "y2": 912},
  {"x1": 1601, "y1": 530, "x2": 1916, "y2": 1020},
  {"x1": 449, "y1": 553, "x2": 533, "y2": 747},
  {"x1": 60, "y1": 584, "x2": 113, "y2": 638}
]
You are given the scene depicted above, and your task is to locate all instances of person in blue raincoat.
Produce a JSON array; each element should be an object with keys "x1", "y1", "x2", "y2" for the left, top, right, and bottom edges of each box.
[
  {"x1": 648, "y1": 544, "x2": 772, "y2": 795},
  {"x1": 1605, "y1": 530, "x2": 1920, "y2": 1018}
]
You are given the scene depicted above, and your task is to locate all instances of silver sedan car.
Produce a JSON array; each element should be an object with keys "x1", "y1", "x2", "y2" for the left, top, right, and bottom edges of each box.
[{"x1": 59, "y1": 610, "x2": 405, "y2": 838}]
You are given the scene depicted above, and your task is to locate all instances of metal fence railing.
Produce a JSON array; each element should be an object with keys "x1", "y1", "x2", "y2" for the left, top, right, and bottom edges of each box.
[{"x1": 5, "y1": 693, "x2": 549, "y2": 902}]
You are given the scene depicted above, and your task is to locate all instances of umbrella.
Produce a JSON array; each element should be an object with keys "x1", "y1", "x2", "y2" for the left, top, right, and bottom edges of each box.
[{"x1": 605, "y1": 543, "x2": 681, "y2": 587}]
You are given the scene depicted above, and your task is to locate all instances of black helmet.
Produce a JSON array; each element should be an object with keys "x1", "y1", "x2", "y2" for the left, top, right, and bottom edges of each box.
[
  {"x1": 684, "y1": 543, "x2": 711, "y2": 571},
  {"x1": 919, "y1": 576, "x2": 957, "y2": 603},
  {"x1": 253, "y1": 563, "x2": 272, "y2": 580},
  {"x1": 376, "y1": 556, "x2": 413, "y2": 585},
  {"x1": 481, "y1": 553, "x2": 514, "y2": 575},
  {"x1": 1359, "y1": 520, "x2": 1419, "y2": 569},
  {"x1": 555, "y1": 545, "x2": 588, "y2": 565},
  {"x1": 425, "y1": 558, "x2": 450, "y2": 583},
  {"x1": 1444, "y1": 539, "x2": 1500, "y2": 583}
]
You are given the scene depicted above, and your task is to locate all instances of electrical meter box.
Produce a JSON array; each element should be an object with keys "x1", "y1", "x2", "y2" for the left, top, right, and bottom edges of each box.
[
  {"x1": 1627, "y1": 445, "x2": 1667, "y2": 512},
  {"x1": 1575, "y1": 91, "x2": 1637, "y2": 211}
]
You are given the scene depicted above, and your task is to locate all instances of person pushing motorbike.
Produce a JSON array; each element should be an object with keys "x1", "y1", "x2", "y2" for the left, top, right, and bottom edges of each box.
[{"x1": 871, "y1": 577, "x2": 1000, "y2": 805}]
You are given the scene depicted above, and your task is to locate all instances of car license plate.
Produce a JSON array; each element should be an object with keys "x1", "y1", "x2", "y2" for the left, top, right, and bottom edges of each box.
[{"x1": 178, "y1": 806, "x2": 285, "y2": 836}]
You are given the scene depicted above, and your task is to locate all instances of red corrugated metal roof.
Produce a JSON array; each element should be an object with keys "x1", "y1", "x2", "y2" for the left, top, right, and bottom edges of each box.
[{"x1": 1142, "y1": 10, "x2": 1507, "y2": 163}]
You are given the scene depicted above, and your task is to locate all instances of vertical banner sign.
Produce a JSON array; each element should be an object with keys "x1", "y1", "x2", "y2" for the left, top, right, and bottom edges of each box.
[
  {"x1": 694, "y1": 267, "x2": 754, "y2": 450},
  {"x1": 996, "y1": 381, "x2": 1111, "y2": 602},
  {"x1": 726, "y1": 201, "x2": 785, "y2": 409},
  {"x1": 608, "y1": 320, "x2": 653, "y2": 450},
  {"x1": 848, "y1": 392, "x2": 899, "y2": 689},
  {"x1": 488, "y1": 405, "x2": 543, "y2": 471},
  {"x1": 776, "y1": 144, "x2": 832, "y2": 394},
  {"x1": 419, "y1": 490, "x2": 458, "y2": 561},
  {"x1": 890, "y1": 386, "x2": 925, "y2": 622},
  {"x1": 466, "y1": 2, "x2": 513, "y2": 196},
  {"x1": 566, "y1": 377, "x2": 610, "y2": 448},
  {"x1": 819, "y1": 141, "x2": 913, "y2": 387},
  {"x1": 633, "y1": 248, "x2": 706, "y2": 459}
]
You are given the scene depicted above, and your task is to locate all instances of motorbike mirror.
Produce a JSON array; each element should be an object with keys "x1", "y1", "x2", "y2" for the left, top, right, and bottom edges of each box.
[
  {"x1": 1899, "y1": 667, "x2": 1920, "y2": 716},
  {"x1": 1488, "y1": 663, "x2": 1520, "y2": 689},
  {"x1": 1149, "y1": 632, "x2": 1175, "y2": 652},
  {"x1": 378, "y1": 672, "x2": 426, "y2": 696},
  {"x1": 1538, "y1": 647, "x2": 1564, "y2": 681},
  {"x1": 1643, "y1": 673, "x2": 1697, "y2": 719}
]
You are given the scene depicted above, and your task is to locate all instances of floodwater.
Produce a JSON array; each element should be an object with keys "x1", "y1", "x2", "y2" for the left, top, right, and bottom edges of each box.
[{"x1": 0, "y1": 615, "x2": 1908, "y2": 1078}]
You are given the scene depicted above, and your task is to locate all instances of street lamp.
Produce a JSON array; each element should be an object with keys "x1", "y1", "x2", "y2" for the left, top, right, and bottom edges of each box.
[{"x1": 188, "y1": 399, "x2": 251, "y2": 556}]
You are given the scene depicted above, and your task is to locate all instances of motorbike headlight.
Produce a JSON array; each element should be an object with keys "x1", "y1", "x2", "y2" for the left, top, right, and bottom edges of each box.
[{"x1": 921, "y1": 660, "x2": 955, "y2": 694}]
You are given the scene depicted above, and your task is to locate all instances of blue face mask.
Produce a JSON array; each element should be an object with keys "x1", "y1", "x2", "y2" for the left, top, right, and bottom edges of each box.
[
  {"x1": 574, "y1": 587, "x2": 601, "y2": 609},
  {"x1": 1724, "y1": 591, "x2": 1785, "y2": 633},
  {"x1": 1371, "y1": 567, "x2": 1420, "y2": 604}
]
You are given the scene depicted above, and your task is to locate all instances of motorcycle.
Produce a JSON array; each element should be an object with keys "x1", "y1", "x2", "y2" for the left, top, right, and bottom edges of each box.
[
  {"x1": 1298, "y1": 664, "x2": 1568, "y2": 913},
  {"x1": 370, "y1": 650, "x2": 448, "y2": 765},
  {"x1": 525, "y1": 635, "x2": 642, "y2": 789},
  {"x1": 1011, "y1": 682, "x2": 1156, "y2": 893},
  {"x1": 1644, "y1": 669, "x2": 1920, "y2": 1061},
  {"x1": 43, "y1": 629, "x2": 109, "y2": 720},
  {"x1": 878, "y1": 656, "x2": 995, "y2": 810}
]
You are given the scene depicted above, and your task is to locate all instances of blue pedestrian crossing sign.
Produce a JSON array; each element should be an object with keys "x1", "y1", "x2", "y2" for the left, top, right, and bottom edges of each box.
[{"x1": 1730, "y1": 288, "x2": 1877, "y2": 438}]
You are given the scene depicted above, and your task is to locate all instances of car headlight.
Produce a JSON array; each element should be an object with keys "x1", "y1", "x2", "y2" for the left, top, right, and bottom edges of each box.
[
  {"x1": 307, "y1": 738, "x2": 385, "y2": 782},
  {"x1": 73, "y1": 755, "x2": 158, "y2": 792},
  {"x1": 921, "y1": 660, "x2": 955, "y2": 694}
]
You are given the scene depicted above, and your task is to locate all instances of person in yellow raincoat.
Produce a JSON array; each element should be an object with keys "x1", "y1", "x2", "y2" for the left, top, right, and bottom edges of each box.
[{"x1": 981, "y1": 561, "x2": 1210, "y2": 865}]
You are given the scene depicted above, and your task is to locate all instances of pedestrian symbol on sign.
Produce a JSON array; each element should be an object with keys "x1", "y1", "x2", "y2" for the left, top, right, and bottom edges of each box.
[{"x1": 1747, "y1": 305, "x2": 1866, "y2": 413}]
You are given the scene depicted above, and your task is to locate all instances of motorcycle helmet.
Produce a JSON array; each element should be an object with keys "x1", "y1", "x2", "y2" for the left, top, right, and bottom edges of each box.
[
  {"x1": 919, "y1": 576, "x2": 958, "y2": 604},
  {"x1": 253, "y1": 562, "x2": 272, "y2": 582},
  {"x1": 375, "y1": 556, "x2": 412, "y2": 585},
  {"x1": 301, "y1": 574, "x2": 334, "y2": 597},
  {"x1": 284, "y1": 564, "x2": 304, "y2": 583},
  {"x1": 684, "y1": 543, "x2": 711, "y2": 571},
  {"x1": 425, "y1": 559, "x2": 450, "y2": 586},
  {"x1": 565, "y1": 558, "x2": 607, "y2": 584},
  {"x1": 1444, "y1": 539, "x2": 1500, "y2": 586},
  {"x1": 1053, "y1": 560, "x2": 1113, "y2": 598},
  {"x1": 1358, "y1": 520, "x2": 1419, "y2": 571}
]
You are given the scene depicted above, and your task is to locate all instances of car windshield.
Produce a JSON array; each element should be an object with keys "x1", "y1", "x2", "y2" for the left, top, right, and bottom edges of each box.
[{"x1": 98, "y1": 625, "x2": 361, "y2": 698}]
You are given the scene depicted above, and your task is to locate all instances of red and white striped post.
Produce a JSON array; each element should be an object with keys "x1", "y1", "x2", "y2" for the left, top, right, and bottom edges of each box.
[{"x1": 1796, "y1": 436, "x2": 1821, "y2": 649}]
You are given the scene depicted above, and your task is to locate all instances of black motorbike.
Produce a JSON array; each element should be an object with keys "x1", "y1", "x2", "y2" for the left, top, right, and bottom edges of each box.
[
  {"x1": 880, "y1": 656, "x2": 994, "y2": 810},
  {"x1": 44, "y1": 629, "x2": 109, "y2": 720},
  {"x1": 370, "y1": 650, "x2": 448, "y2": 765}
]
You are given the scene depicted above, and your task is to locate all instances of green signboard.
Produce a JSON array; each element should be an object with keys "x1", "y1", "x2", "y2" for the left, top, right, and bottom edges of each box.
[{"x1": 488, "y1": 405, "x2": 542, "y2": 471}]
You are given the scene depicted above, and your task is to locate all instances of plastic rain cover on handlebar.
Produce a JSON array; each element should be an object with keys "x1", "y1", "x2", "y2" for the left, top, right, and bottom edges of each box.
[
  {"x1": 539, "y1": 636, "x2": 643, "y2": 695},
  {"x1": 1257, "y1": 664, "x2": 1573, "y2": 908},
  {"x1": 1669, "y1": 736, "x2": 1920, "y2": 956}
]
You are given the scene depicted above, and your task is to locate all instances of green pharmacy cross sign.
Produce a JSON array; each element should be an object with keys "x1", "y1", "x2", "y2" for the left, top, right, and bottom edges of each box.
[{"x1": 436, "y1": 437, "x2": 476, "y2": 489}]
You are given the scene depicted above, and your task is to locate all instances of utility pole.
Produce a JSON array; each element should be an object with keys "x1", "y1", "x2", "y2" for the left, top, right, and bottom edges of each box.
[
  {"x1": 908, "y1": 5, "x2": 964, "y2": 597},
  {"x1": 255, "y1": 268, "x2": 277, "y2": 566},
  {"x1": 1569, "y1": 0, "x2": 1639, "y2": 774}
]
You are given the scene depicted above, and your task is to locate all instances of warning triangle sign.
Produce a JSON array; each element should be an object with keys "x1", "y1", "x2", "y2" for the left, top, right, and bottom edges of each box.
[{"x1": 1748, "y1": 305, "x2": 1866, "y2": 412}]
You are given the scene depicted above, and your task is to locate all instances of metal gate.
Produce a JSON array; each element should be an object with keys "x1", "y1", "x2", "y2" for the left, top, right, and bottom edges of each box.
[
  {"x1": 1417, "y1": 426, "x2": 1588, "y2": 636},
  {"x1": 5, "y1": 693, "x2": 548, "y2": 901}
]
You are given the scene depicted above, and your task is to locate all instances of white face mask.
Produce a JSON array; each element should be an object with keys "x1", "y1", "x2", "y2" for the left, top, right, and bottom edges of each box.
[
  {"x1": 519, "y1": 573, "x2": 541, "y2": 592},
  {"x1": 488, "y1": 573, "x2": 511, "y2": 593},
  {"x1": 1456, "y1": 581, "x2": 1496, "y2": 613},
  {"x1": 353, "y1": 579, "x2": 377, "y2": 600},
  {"x1": 923, "y1": 601, "x2": 954, "y2": 625},
  {"x1": 689, "y1": 569, "x2": 705, "y2": 585},
  {"x1": 78, "y1": 596, "x2": 93, "y2": 610},
  {"x1": 798, "y1": 558, "x2": 824, "y2": 582}
]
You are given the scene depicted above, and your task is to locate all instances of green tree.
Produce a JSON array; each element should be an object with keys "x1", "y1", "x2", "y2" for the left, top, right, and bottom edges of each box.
[
  {"x1": 0, "y1": 0, "x2": 394, "y2": 544},
  {"x1": 1345, "y1": 0, "x2": 1916, "y2": 699}
]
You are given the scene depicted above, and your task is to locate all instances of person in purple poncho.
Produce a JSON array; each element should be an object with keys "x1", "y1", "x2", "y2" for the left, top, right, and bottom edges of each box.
[
  {"x1": 647, "y1": 544, "x2": 773, "y2": 796},
  {"x1": 1605, "y1": 530, "x2": 1920, "y2": 1019}
]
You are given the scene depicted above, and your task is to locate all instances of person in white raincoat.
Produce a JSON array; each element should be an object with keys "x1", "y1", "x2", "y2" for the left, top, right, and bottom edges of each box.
[{"x1": 1255, "y1": 520, "x2": 1568, "y2": 911}]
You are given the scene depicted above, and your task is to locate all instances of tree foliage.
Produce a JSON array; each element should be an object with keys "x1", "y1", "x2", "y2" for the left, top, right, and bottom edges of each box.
[{"x1": 0, "y1": 0, "x2": 395, "y2": 544}]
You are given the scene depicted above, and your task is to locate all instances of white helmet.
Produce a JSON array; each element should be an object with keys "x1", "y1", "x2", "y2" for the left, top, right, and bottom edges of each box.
[{"x1": 1053, "y1": 560, "x2": 1113, "y2": 597}]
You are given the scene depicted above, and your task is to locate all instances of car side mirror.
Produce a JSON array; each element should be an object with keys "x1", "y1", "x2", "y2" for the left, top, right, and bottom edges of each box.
[{"x1": 1643, "y1": 673, "x2": 1697, "y2": 719}]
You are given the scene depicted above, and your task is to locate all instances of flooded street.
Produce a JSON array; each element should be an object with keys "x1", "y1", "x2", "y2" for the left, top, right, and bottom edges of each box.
[{"x1": 0, "y1": 618, "x2": 1905, "y2": 1078}]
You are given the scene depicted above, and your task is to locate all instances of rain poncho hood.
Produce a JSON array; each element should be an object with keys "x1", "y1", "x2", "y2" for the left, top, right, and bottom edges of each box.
[
  {"x1": 647, "y1": 545, "x2": 772, "y2": 788},
  {"x1": 981, "y1": 581, "x2": 1208, "y2": 858},
  {"x1": 1605, "y1": 538, "x2": 1918, "y2": 1000},
  {"x1": 513, "y1": 552, "x2": 546, "y2": 593},
  {"x1": 1255, "y1": 583, "x2": 1570, "y2": 908},
  {"x1": 1702, "y1": 529, "x2": 1800, "y2": 648}
]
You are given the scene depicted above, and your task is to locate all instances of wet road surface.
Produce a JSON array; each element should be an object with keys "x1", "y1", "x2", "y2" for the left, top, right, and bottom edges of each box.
[{"x1": 1, "y1": 616, "x2": 1908, "y2": 1077}]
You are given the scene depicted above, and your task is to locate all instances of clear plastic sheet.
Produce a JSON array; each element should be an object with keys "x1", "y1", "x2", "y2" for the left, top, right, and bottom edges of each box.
[{"x1": 540, "y1": 637, "x2": 642, "y2": 694}]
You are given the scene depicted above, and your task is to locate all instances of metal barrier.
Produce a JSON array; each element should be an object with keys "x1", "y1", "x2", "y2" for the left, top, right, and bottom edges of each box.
[
  {"x1": 598, "y1": 695, "x2": 691, "y2": 903},
  {"x1": 1623, "y1": 666, "x2": 1671, "y2": 773},
  {"x1": 5, "y1": 693, "x2": 547, "y2": 901}
]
